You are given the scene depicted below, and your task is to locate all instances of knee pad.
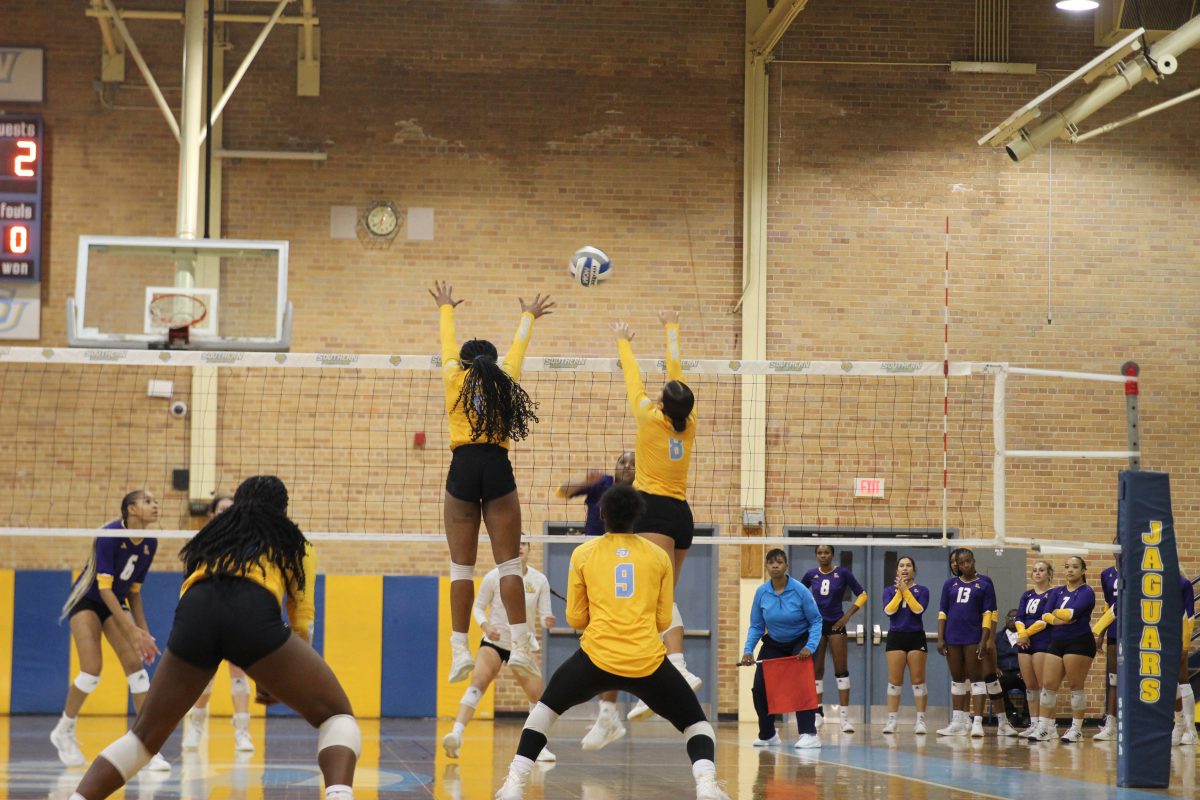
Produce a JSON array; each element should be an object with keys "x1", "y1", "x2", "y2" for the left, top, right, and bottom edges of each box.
[
  {"x1": 461, "y1": 686, "x2": 483, "y2": 710},
  {"x1": 73, "y1": 672, "x2": 101, "y2": 694},
  {"x1": 1108, "y1": 672, "x2": 1118, "y2": 687},
  {"x1": 497, "y1": 557, "x2": 522, "y2": 578},
  {"x1": 524, "y1": 702, "x2": 560, "y2": 736},
  {"x1": 670, "y1": 603, "x2": 684, "y2": 631},
  {"x1": 1040, "y1": 689, "x2": 1057, "y2": 708},
  {"x1": 986, "y1": 679, "x2": 1002, "y2": 696},
  {"x1": 970, "y1": 681, "x2": 986, "y2": 697},
  {"x1": 99, "y1": 731, "x2": 152, "y2": 781},
  {"x1": 317, "y1": 714, "x2": 362, "y2": 758},
  {"x1": 1181, "y1": 684, "x2": 1195, "y2": 702},
  {"x1": 836, "y1": 675, "x2": 851, "y2": 691},
  {"x1": 886, "y1": 683, "x2": 902, "y2": 697},
  {"x1": 814, "y1": 679, "x2": 823, "y2": 695},
  {"x1": 230, "y1": 676, "x2": 250, "y2": 697},
  {"x1": 683, "y1": 721, "x2": 714, "y2": 742},
  {"x1": 912, "y1": 683, "x2": 928, "y2": 697},
  {"x1": 951, "y1": 681, "x2": 969, "y2": 697},
  {"x1": 1070, "y1": 690, "x2": 1087, "y2": 712},
  {"x1": 449, "y1": 562, "x2": 474, "y2": 582},
  {"x1": 127, "y1": 669, "x2": 150, "y2": 694}
]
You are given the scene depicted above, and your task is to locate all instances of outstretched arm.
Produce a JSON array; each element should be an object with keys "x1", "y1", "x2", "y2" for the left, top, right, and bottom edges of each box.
[
  {"x1": 658, "y1": 311, "x2": 683, "y2": 382},
  {"x1": 503, "y1": 293, "x2": 554, "y2": 381},
  {"x1": 431, "y1": 281, "x2": 464, "y2": 377},
  {"x1": 614, "y1": 321, "x2": 650, "y2": 417}
]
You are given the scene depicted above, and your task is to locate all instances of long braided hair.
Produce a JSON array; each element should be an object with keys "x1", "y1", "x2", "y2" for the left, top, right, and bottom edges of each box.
[
  {"x1": 454, "y1": 339, "x2": 539, "y2": 443},
  {"x1": 59, "y1": 490, "x2": 148, "y2": 621},
  {"x1": 180, "y1": 475, "x2": 309, "y2": 592}
]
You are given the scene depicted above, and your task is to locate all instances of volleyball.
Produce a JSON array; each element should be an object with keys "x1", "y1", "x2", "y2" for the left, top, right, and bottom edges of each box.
[{"x1": 569, "y1": 246, "x2": 612, "y2": 287}]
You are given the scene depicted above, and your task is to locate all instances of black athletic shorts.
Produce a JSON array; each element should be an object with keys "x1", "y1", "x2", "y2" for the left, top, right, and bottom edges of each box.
[
  {"x1": 886, "y1": 629, "x2": 928, "y2": 652},
  {"x1": 167, "y1": 577, "x2": 293, "y2": 670},
  {"x1": 1048, "y1": 633, "x2": 1097, "y2": 659},
  {"x1": 821, "y1": 619, "x2": 848, "y2": 637},
  {"x1": 445, "y1": 444, "x2": 517, "y2": 503},
  {"x1": 480, "y1": 638, "x2": 511, "y2": 663},
  {"x1": 68, "y1": 596, "x2": 128, "y2": 626},
  {"x1": 631, "y1": 491, "x2": 695, "y2": 550}
]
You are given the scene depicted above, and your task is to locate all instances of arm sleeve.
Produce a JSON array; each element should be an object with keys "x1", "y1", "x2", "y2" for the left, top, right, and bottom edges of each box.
[
  {"x1": 617, "y1": 338, "x2": 651, "y2": 419},
  {"x1": 906, "y1": 587, "x2": 927, "y2": 614},
  {"x1": 1041, "y1": 612, "x2": 1059, "y2": 625},
  {"x1": 803, "y1": 589, "x2": 823, "y2": 652},
  {"x1": 1053, "y1": 608, "x2": 1075, "y2": 621},
  {"x1": 1091, "y1": 605, "x2": 1116, "y2": 636},
  {"x1": 439, "y1": 304, "x2": 460, "y2": 381},
  {"x1": 983, "y1": 580, "x2": 998, "y2": 616},
  {"x1": 93, "y1": 539, "x2": 116, "y2": 588},
  {"x1": 537, "y1": 576, "x2": 552, "y2": 620},
  {"x1": 1024, "y1": 619, "x2": 1048, "y2": 636},
  {"x1": 565, "y1": 554, "x2": 589, "y2": 630},
  {"x1": 853, "y1": 591, "x2": 869, "y2": 609},
  {"x1": 1014, "y1": 620, "x2": 1027, "y2": 635},
  {"x1": 656, "y1": 553, "x2": 675, "y2": 633},
  {"x1": 664, "y1": 323, "x2": 683, "y2": 381},
  {"x1": 501, "y1": 312, "x2": 536, "y2": 381},
  {"x1": 285, "y1": 546, "x2": 318, "y2": 641},
  {"x1": 883, "y1": 587, "x2": 903, "y2": 615},
  {"x1": 744, "y1": 585, "x2": 766, "y2": 653},
  {"x1": 473, "y1": 571, "x2": 496, "y2": 627}
]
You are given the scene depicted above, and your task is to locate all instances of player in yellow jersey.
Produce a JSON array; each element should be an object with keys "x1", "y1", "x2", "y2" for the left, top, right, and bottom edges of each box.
[
  {"x1": 495, "y1": 485, "x2": 728, "y2": 800},
  {"x1": 612, "y1": 310, "x2": 702, "y2": 723},
  {"x1": 430, "y1": 280, "x2": 554, "y2": 684},
  {"x1": 65, "y1": 476, "x2": 362, "y2": 800}
]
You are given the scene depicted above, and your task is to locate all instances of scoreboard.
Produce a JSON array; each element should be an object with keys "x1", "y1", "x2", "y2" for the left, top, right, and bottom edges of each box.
[{"x1": 0, "y1": 116, "x2": 43, "y2": 281}]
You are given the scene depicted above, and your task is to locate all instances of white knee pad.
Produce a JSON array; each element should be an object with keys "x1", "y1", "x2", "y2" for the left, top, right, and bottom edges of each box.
[
  {"x1": 497, "y1": 557, "x2": 522, "y2": 578},
  {"x1": 951, "y1": 681, "x2": 969, "y2": 697},
  {"x1": 814, "y1": 679, "x2": 823, "y2": 696},
  {"x1": 461, "y1": 686, "x2": 483, "y2": 710},
  {"x1": 1070, "y1": 690, "x2": 1087, "y2": 712},
  {"x1": 127, "y1": 669, "x2": 150, "y2": 694},
  {"x1": 986, "y1": 679, "x2": 1002, "y2": 695},
  {"x1": 836, "y1": 676, "x2": 851, "y2": 692},
  {"x1": 683, "y1": 721, "x2": 715, "y2": 741},
  {"x1": 449, "y1": 562, "x2": 474, "y2": 582},
  {"x1": 1181, "y1": 684, "x2": 1195, "y2": 702},
  {"x1": 317, "y1": 714, "x2": 362, "y2": 758},
  {"x1": 73, "y1": 672, "x2": 101, "y2": 694},
  {"x1": 1040, "y1": 689, "x2": 1057, "y2": 708},
  {"x1": 669, "y1": 603, "x2": 684, "y2": 632},
  {"x1": 970, "y1": 681, "x2": 986, "y2": 697},
  {"x1": 230, "y1": 676, "x2": 250, "y2": 697},
  {"x1": 912, "y1": 683, "x2": 928, "y2": 697},
  {"x1": 1108, "y1": 672, "x2": 1118, "y2": 687},
  {"x1": 99, "y1": 731, "x2": 152, "y2": 781},
  {"x1": 524, "y1": 702, "x2": 560, "y2": 735},
  {"x1": 886, "y1": 683, "x2": 902, "y2": 697}
]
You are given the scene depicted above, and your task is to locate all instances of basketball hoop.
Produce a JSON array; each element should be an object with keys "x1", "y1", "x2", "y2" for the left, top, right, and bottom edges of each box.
[{"x1": 147, "y1": 293, "x2": 208, "y2": 348}]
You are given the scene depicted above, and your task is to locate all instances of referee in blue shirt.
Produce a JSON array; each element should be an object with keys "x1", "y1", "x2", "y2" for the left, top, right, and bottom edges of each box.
[{"x1": 741, "y1": 548, "x2": 823, "y2": 749}]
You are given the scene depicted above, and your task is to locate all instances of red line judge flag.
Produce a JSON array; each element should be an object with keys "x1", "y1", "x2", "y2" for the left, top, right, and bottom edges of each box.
[{"x1": 763, "y1": 656, "x2": 818, "y2": 715}]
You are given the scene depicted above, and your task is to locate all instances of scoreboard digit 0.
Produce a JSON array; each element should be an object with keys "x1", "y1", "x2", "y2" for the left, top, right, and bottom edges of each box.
[{"x1": 0, "y1": 116, "x2": 43, "y2": 281}]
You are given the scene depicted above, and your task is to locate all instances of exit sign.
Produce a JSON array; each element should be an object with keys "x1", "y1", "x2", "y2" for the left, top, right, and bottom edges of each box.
[{"x1": 854, "y1": 478, "x2": 885, "y2": 498}]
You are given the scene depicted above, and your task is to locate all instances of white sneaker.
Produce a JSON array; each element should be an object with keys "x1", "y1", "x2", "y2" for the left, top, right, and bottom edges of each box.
[
  {"x1": 146, "y1": 752, "x2": 171, "y2": 772},
  {"x1": 695, "y1": 773, "x2": 731, "y2": 800},
  {"x1": 1033, "y1": 724, "x2": 1056, "y2": 742},
  {"x1": 881, "y1": 718, "x2": 897, "y2": 734},
  {"x1": 50, "y1": 724, "x2": 86, "y2": 767},
  {"x1": 794, "y1": 733, "x2": 821, "y2": 749},
  {"x1": 627, "y1": 698, "x2": 655, "y2": 722},
  {"x1": 1060, "y1": 727, "x2": 1083, "y2": 743},
  {"x1": 1019, "y1": 725, "x2": 1039, "y2": 739},
  {"x1": 997, "y1": 718, "x2": 1018, "y2": 737},
  {"x1": 840, "y1": 718, "x2": 855, "y2": 734},
  {"x1": 1092, "y1": 724, "x2": 1115, "y2": 741},
  {"x1": 970, "y1": 718, "x2": 985, "y2": 738},
  {"x1": 937, "y1": 721, "x2": 966, "y2": 737},
  {"x1": 495, "y1": 766, "x2": 530, "y2": 800},
  {"x1": 448, "y1": 643, "x2": 474, "y2": 683},
  {"x1": 234, "y1": 728, "x2": 255, "y2": 753},
  {"x1": 1181, "y1": 729, "x2": 1198, "y2": 746},
  {"x1": 181, "y1": 715, "x2": 203, "y2": 750},
  {"x1": 507, "y1": 638, "x2": 541, "y2": 681},
  {"x1": 913, "y1": 718, "x2": 927, "y2": 735},
  {"x1": 752, "y1": 733, "x2": 781, "y2": 747},
  {"x1": 1172, "y1": 720, "x2": 1184, "y2": 746},
  {"x1": 536, "y1": 746, "x2": 556, "y2": 762},
  {"x1": 581, "y1": 711, "x2": 627, "y2": 751},
  {"x1": 443, "y1": 730, "x2": 462, "y2": 758}
]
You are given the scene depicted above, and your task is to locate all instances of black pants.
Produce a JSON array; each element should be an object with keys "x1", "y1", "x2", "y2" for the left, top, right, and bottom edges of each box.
[
  {"x1": 518, "y1": 649, "x2": 713, "y2": 763},
  {"x1": 752, "y1": 634, "x2": 818, "y2": 739},
  {"x1": 998, "y1": 669, "x2": 1028, "y2": 724}
]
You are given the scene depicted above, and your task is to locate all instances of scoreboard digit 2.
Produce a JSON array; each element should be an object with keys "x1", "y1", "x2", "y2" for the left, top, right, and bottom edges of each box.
[{"x1": 0, "y1": 115, "x2": 43, "y2": 281}]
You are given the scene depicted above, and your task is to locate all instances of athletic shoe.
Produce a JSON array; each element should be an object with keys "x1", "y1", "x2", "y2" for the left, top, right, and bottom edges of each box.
[
  {"x1": 695, "y1": 774, "x2": 731, "y2": 800},
  {"x1": 146, "y1": 752, "x2": 171, "y2": 772},
  {"x1": 1181, "y1": 729, "x2": 1198, "y2": 746},
  {"x1": 581, "y1": 712, "x2": 627, "y2": 751},
  {"x1": 913, "y1": 718, "x2": 927, "y2": 735},
  {"x1": 969, "y1": 718, "x2": 985, "y2": 738},
  {"x1": 448, "y1": 643, "x2": 474, "y2": 684},
  {"x1": 997, "y1": 718, "x2": 1018, "y2": 737},
  {"x1": 50, "y1": 725, "x2": 86, "y2": 767},
  {"x1": 752, "y1": 733, "x2": 781, "y2": 747},
  {"x1": 1019, "y1": 724, "x2": 1039, "y2": 739},
  {"x1": 1032, "y1": 724, "x2": 1056, "y2": 742},
  {"x1": 1092, "y1": 724, "x2": 1115, "y2": 741},
  {"x1": 881, "y1": 718, "x2": 897, "y2": 734},
  {"x1": 507, "y1": 637, "x2": 541, "y2": 681},
  {"x1": 794, "y1": 733, "x2": 822, "y2": 749},
  {"x1": 234, "y1": 728, "x2": 255, "y2": 753},
  {"x1": 626, "y1": 698, "x2": 655, "y2": 722},
  {"x1": 937, "y1": 721, "x2": 968, "y2": 737},
  {"x1": 495, "y1": 766, "x2": 529, "y2": 800},
  {"x1": 443, "y1": 730, "x2": 462, "y2": 759},
  {"x1": 1172, "y1": 720, "x2": 1184, "y2": 746},
  {"x1": 536, "y1": 747, "x2": 556, "y2": 762},
  {"x1": 1060, "y1": 728, "x2": 1083, "y2": 743},
  {"x1": 840, "y1": 719, "x2": 855, "y2": 734}
]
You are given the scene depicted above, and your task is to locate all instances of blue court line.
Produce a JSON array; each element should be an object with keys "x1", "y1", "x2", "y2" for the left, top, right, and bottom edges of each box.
[{"x1": 775, "y1": 742, "x2": 1174, "y2": 800}]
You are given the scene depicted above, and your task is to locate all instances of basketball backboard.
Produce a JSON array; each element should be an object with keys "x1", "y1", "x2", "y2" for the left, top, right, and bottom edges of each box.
[{"x1": 68, "y1": 235, "x2": 292, "y2": 350}]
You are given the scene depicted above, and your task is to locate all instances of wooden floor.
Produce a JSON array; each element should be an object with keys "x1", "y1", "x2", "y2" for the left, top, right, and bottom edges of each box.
[{"x1": 3, "y1": 715, "x2": 1196, "y2": 799}]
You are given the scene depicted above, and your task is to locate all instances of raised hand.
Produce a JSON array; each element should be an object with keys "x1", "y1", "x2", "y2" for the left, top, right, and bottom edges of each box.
[
  {"x1": 610, "y1": 321, "x2": 635, "y2": 341},
  {"x1": 429, "y1": 280, "x2": 464, "y2": 308},
  {"x1": 520, "y1": 293, "x2": 555, "y2": 319},
  {"x1": 657, "y1": 310, "x2": 680, "y2": 325}
]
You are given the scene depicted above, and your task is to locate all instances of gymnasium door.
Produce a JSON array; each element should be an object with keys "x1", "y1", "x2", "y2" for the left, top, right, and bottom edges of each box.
[{"x1": 542, "y1": 524, "x2": 718, "y2": 719}]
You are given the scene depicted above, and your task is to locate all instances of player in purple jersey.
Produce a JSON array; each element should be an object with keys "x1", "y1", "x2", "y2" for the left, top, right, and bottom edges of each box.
[
  {"x1": 881, "y1": 556, "x2": 930, "y2": 735},
  {"x1": 50, "y1": 491, "x2": 168, "y2": 771},
  {"x1": 800, "y1": 544, "x2": 867, "y2": 732},
  {"x1": 1024, "y1": 556, "x2": 1096, "y2": 742},
  {"x1": 1093, "y1": 553, "x2": 1120, "y2": 740},
  {"x1": 936, "y1": 548, "x2": 997, "y2": 737},
  {"x1": 1171, "y1": 573, "x2": 1196, "y2": 746},
  {"x1": 1014, "y1": 559, "x2": 1054, "y2": 738}
]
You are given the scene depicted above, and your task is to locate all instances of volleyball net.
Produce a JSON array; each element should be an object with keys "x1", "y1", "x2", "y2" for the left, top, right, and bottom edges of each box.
[{"x1": 0, "y1": 347, "x2": 1135, "y2": 566}]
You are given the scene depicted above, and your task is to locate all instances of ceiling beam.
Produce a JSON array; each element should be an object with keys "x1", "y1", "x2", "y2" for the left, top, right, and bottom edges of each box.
[{"x1": 748, "y1": 0, "x2": 810, "y2": 58}]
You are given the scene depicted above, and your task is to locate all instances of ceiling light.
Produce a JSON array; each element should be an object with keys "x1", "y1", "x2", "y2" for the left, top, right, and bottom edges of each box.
[{"x1": 1056, "y1": 1, "x2": 1099, "y2": 11}]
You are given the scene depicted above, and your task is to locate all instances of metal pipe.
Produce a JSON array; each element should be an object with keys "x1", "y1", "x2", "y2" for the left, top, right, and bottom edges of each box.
[
  {"x1": 302, "y1": 0, "x2": 315, "y2": 61},
  {"x1": 215, "y1": 148, "x2": 327, "y2": 160},
  {"x1": 1004, "y1": 450, "x2": 1141, "y2": 459},
  {"x1": 748, "y1": 0, "x2": 811, "y2": 56},
  {"x1": 92, "y1": 0, "x2": 120, "y2": 56},
  {"x1": 198, "y1": 0, "x2": 289, "y2": 145},
  {"x1": 86, "y1": 8, "x2": 311, "y2": 25},
  {"x1": 992, "y1": 367, "x2": 1007, "y2": 547},
  {"x1": 1072, "y1": 84, "x2": 1200, "y2": 142},
  {"x1": 101, "y1": 0, "x2": 181, "y2": 141},
  {"x1": 1006, "y1": 366, "x2": 1134, "y2": 382},
  {"x1": 176, "y1": 0, "x2": 206, "y2": 249},
  {"x1": 773, "y1": 59, "x2": 950, "y2": 67}
]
